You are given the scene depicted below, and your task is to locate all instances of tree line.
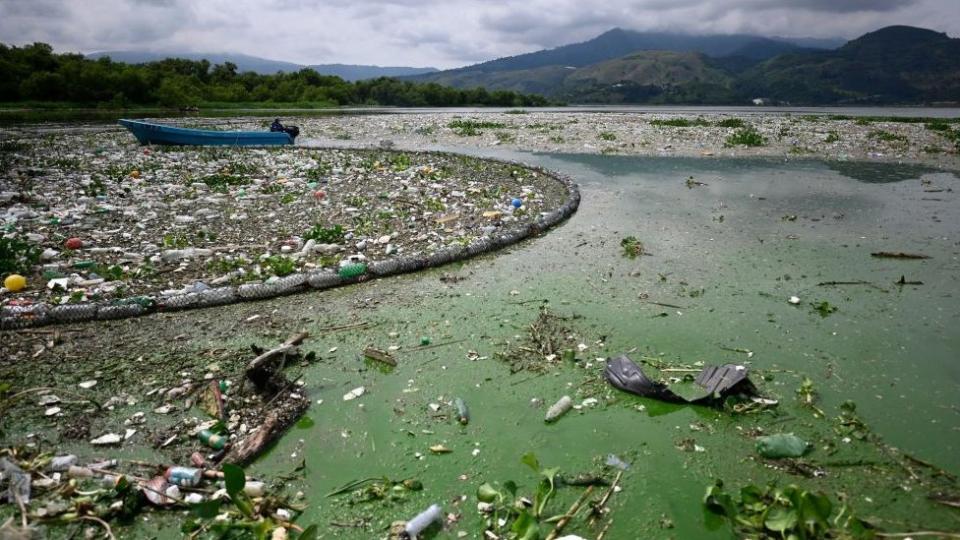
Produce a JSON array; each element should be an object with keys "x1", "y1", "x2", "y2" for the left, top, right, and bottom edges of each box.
[{"x1": 0, "y1": 43, "x2": 551, "y2": 108}]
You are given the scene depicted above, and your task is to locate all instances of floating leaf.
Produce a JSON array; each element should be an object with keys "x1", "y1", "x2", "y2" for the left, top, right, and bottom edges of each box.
[
  {"x1": 222, "y1": 463, "x2": 245, "y2": 497},
  {"x1": 511, "y1": 509, "x2": 539, "y2": 540},
  {"x1": 521, "y1": 452, "x2": 540, "y2": 473},
  {"x1": 764, "y1": 506, "x2": 798, "y2": 534},
  {"x1": 190, "y1": 500, "x2": 221, "y2": 519},
  {"x1": 477, "y1": 483, "x2": 500, "y2": 503}
]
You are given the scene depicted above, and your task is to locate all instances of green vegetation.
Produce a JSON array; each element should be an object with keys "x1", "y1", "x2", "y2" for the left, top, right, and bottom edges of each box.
[
  {"x1": 620, "y1": 236, "x2": 644, "y2": 259},
  {"x1": 262, "y1": 255, "x2": 296, "y2": 277},
  {"x1": 474, "y1": 452, "x2": 562, "y2": 539},
  {"x1": 926, "y1": 121, "x2": 960, "y2": 151},
  {"x1": 651, "y1": 118, "x2": 744, "y2": 128},
  {"x1": 811, "y1": 300, "x2": 838, "y2": 317},
  {"x1": 0, "y1": 42, "x2": 550, "y2": 109},
  {"x1": 825, "y1": 131, "x2": 840, "y2": 143},
  {"x1": 0, "y1": 235, "x2": 41, "y2": 274},
  {"x1": 725, "y1": 127, "x2": 766, "y2": 147},
  {"x1": 714, "y1": 118, "x2": 746, "y2": 128},
  {"x1": 448, "y1": 119, "x2": 506, "y2": 136},
  {"x1": 199, "y1": 172, "x2": 250, "y2": 192},
  {"x1": 304, "y1": 224, "x2": 344, "y2": 244},
  {"x1": 704, "y1": 482, "x2": 873, "y2": 539},
  {"x1": 598, "y1": 131, "x2": 617, "y2": 141},
  {"x1": 867, "y1": 130, "x2": 907, "y2": 143},
  {"x1": 650, "y1": 118, "x2": 710, "y2": 127}
]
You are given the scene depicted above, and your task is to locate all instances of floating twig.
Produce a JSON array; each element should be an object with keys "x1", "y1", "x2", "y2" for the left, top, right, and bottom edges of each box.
[
  {"x1": 871, "y1": 252, "x2": 930, "y2": 260},
  {"x1": 817, "y1": 280, "x2": 888, "y2": 292},
  {"x1": 363, "y1": 346, "x2": 396, "y2": 367},
  {"x1": 589, "y1": 470, "x2": 623, "y2": 526},
  {"x1": 544, "y1": 485, "x2": 595, "y2": 540}
]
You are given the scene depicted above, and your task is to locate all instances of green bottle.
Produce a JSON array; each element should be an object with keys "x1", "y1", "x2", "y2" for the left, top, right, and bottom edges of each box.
[{"x1": 198, "y1": 429, "x2": 226, "y2": 450}]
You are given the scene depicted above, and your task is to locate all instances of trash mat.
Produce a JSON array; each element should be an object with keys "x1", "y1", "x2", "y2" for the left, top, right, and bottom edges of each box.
[{"x1": 604, "y1": 355, "x2": 759, "y2": 406}]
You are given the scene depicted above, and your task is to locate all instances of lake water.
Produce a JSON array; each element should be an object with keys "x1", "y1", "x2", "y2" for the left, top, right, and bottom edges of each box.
[{"x1": 210, "y1": 152, "x2": 958, "y2": 538}]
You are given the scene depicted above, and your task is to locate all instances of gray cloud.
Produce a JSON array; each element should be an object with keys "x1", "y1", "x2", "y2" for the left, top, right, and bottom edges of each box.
[{"x1": 0, "y1": 0, "x2": 954, "y2": 69}]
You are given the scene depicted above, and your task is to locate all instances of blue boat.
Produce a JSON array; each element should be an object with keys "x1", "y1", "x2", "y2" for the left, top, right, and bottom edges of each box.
[{"x1": 118, "y1": 119, "x2": 295, "y2": 146}]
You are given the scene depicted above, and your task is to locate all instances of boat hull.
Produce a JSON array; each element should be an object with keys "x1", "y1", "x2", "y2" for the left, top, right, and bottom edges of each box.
[{"x1": 118, "y1": 119, "x2": 294, "y2": 146}]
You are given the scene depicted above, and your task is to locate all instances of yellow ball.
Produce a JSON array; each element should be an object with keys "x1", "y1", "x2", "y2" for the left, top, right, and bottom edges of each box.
[{"x1": 4, "y1": 274, "x2": 27, "y2": 292}]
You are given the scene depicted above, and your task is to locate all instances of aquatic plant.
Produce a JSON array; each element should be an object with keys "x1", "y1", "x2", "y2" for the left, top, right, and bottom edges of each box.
[
  {"x1": 868, "y1": 130, "x2": 907, "y2": 143},
  {"x1": 304, "y1": 224, "x2": 344, "y2": 244},
  {"x1": 650, "y1": 118, "x2": 710, "y2": 127},
  {"x1": 0, "y1": 235, "x2": 41, "y2": 274},
  {"x1": 704, "y1": 481, "x2": 874, "y2": 539},
  {"x1": 715, "y1": 118, "x2": 746, "y2": 128},
  {"x1": 448, "y1": 119, "x2": 506, "y2": 136},
  {"x1": 620, "y1": 236, "x2": 644, "y2": 259},
  {"x1": 725, "y1": 127, "x2": 766, "y2": 147}
]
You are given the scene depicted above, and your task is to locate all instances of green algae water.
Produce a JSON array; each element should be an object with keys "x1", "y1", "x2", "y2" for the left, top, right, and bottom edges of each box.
[
  {"x1": 253, "y1": 154, "x2": 960, "y2": 538},
  {"x1": 4, "y1": 153, "x2": 959, "y2": 538}
]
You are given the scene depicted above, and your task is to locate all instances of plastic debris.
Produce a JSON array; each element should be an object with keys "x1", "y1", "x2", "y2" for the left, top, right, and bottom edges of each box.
[
  {"x1": 3, "y1": 274, "x2": 26, "y2": 292},
  {"x1": 756, "y1": 433, "x2": 813, "y2": 459},
  {"x1": 604, "y1": 355, "x2": 759, "y2": 406},
  {"x1": 605, "y1": 454, "x2": 631, "y2": 471},
  {"x1": 48, "y1": 455, "x2": 78, "y2": 471},
  {"x1": 0, "y1": 457, "x2": 31, "y2": 504},
  {"x1": 90, "y1": 433, "x2": 122, "y2": 445},
  {"x1": 165, "y1": 466, "x2": 202, "y2": 487},
  {"x1": 545, "y1": 395, "x2": 573, "y2": 422},
  {"x1": 403, "y1": 503, "x2": 443, "y2": 539},
  {"x1": 454, "y1": 397, "x2": 470, "y2": 425},
  {"x1": 198, "y1": 429, "x2": 227, "y2": 450},
  {"x1": 343, "y1": 386, "x2": 366, "y2": 401}
]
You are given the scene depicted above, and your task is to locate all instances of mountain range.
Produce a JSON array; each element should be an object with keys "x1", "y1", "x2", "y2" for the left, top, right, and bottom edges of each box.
[
  {"x1": 406, "y1": 26, "x2": 959, "y2": 105},
  {"x1": 85, "y1": 50, "x2": 438, "y2": 81},
  {"x1": 88, "y1": 25, "x2": 960, "y2": 105}
]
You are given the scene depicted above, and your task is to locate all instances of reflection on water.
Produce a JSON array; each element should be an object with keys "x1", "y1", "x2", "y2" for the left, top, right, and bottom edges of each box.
[
  {"x1": 541, "y1": 152, "x2": 958, "y2": 184},
  {"x1": 825, "y1": 160, "x2": 955, "y2": 183}
]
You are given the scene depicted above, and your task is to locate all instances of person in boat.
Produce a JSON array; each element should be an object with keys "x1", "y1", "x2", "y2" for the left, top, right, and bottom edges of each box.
[{"x1": 270, "y1": 118, "x2": 300, "y2": 140}]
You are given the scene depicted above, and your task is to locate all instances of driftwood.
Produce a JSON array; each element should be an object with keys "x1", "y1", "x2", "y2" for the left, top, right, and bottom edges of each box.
[
  {"x1": 222, "y1": 400, "x2": 309, "y2": 466},
  {"x1": 870, "y1": 252, "x2": 931, "y2": 260},
  {"x1": 363, "y1": 346, "x2": 397, "y2": 367},
  {"x1": 245, "y1": 332, "x2": 308, "y2": 395},
  {"x1": 219, "y1": 332, "x2": 311, "y2": 466},
  {"x1": 544, "y1": 485, "x2": 594, "y2": 540}
]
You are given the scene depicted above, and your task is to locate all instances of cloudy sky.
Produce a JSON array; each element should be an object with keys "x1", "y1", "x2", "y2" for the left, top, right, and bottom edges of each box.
[{"x1": 0, "y1": 0, "x2": 956, "y2": 69}]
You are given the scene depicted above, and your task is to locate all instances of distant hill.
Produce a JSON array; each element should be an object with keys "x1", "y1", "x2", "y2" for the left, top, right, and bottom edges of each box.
[
  {"x1": 86, "y1": 51, "x2": 437, "y2": 80},
  {"x1": 559, "y1": 51, "x2": 738, "y2": 104},
  {"x1": 304, "y1": 63, "x2": 437, "y2": 81},
  {"x1": 737, "y1": 25, "x2": 960, "y2": 104},
  {"x1": 407, "y1": 28, "x2": 839, "y2": 84},
  {"x1": 407, "y1": 26, "x2": 959, "y2": 105},
  {"x1": 86, "y1": 51, "x2": 303, "y2": 75}
]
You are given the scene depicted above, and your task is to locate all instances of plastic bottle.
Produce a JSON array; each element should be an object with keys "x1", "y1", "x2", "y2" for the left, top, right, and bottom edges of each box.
[
  {"x1": 67, "y1": 465, "x2": 94, "y2": 478},
  {"x1": 454, "y1": 398, "x2": 470, "y2": 425},
  {"x1": 545, "y1": 395, "x2": 573, "y2": 423},
  {"x1": 338, "y1": 262, "x2": 367, "y2": 278},
  {"x1": 49, "y1": 455, "x2": 78, "y2": 471},
  {"x1": 403, "y1": 503, "x2": 442, "y2": 539},
  {"x1": 165, "y1": 466, "x2": 203, "y2": 487},
  {"x1": 198, "y1": 429, "x2": 226, "y2": 450},
  {"x1": 244, "y1": 481, "x2": 266, "y2": 497}
]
